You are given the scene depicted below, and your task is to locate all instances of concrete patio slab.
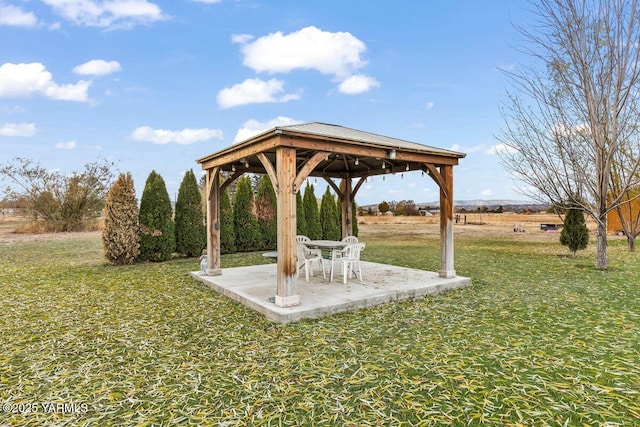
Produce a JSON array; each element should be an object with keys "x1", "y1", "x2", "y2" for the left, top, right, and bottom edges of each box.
[{"x1": 191, "y1": 262, "x2": 471, "y2": 323}]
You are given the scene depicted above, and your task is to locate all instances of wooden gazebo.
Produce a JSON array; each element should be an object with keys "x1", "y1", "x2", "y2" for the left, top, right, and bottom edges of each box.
[{"x1": 197, "y1": 122, "x2": 466, "y2": 308}]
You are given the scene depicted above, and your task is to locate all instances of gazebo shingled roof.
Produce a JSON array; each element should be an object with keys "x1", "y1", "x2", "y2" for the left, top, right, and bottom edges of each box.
[{"x1": 197, "y1": 122, "x2": 466, "y2": 308}]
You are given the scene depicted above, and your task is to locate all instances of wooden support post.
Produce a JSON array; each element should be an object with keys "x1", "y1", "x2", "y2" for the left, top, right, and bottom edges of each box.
[
  {"x1": 206, "y1": 168, "x2": 222, "y2": 275},
  {"x1": 275, "y1": 146, "x2": 299, "y2": 307},
  {"x1": 439, "y1": 165, "x2": 455, "y2": 278},
  {"x1": 340, "y1": 178, "x2": 353, "y2": 238}
]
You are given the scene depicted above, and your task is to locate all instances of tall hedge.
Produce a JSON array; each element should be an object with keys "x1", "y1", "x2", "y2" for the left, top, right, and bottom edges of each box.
[
  {"x1": 220, "y1": 188, "x2": 235, "y2": 254},
  {"x1": 233, "y1": 175, "x2": 261, "y2": 252},
  {"x1": 255, "y1": 175, "x2": 277, "y2": 250},
  {"x1": 102, "y1": 172, "x2": 140, "y2": 265},
  {"x1": 352, "y1": 201, "x2": 359, "y2": 237},
  {"x1": 296, "y1": 190, "x2": 307, "y2": 237},
  {"x1": 139, "y1": 171, "x2": 175, "y2": 262},
  {"x1": 303, "y1": 183, "x2": 321, "y2": 240},
  {"x1": 175, "y1": 169, "x2": 205, "y2": 257},
  {"x1": 320, "y1": 187, "x2": 341, "y2": 240}
]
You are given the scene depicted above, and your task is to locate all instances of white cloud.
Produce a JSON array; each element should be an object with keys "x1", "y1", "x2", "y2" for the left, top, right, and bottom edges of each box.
[
  {"x1": 55, "y1": 140, "x2": 77, "y2": 149},
  {"x1": 240, "y1": 26, "x2": 367, "y2": 78},
  {"x1": 337, "y1": 74, "x2": 380, "y2": 94},
  {"x1": 73, "y1": 59, "x2": 122, "y2": 76},
  {"x1": 488, "y1": 143, "x2": 519, "y2": 155},
  {"x1": 0, "y1": 122, "x2": 36, "y2": 137},
  {"x1": 217, "y1": 78, "x2": 300, "y2": 109},
  {"x1": 41, "y1": 0, "x2": 168, "y2": 29},
  {"x1": 0, "y1": 4, "x2": 38, "y2": 27},
  {"x1": 425, "y1": 101, "x2": 435, "y2": 110},
  {"x1": 233, "y1": 116, "x2": 301, "y2": 143},
  {"x1": 481, "y1": 189, "x2": 493, "y2": 197},
  {"x1": 451, "y1": 143, "x2": 486, "y2": 154},
  {"x1": 130, "y1": 126, "x2": 223, "y2": 144},
  {"x1": 232, "y1": 33, "x2": 254, "y2": 44},
  {"x1": 497, "y1": 63, "x2": 516, "y2": 72},
  {"x1": 0, "y1": 63, "x2": 91, "y2": 102}
]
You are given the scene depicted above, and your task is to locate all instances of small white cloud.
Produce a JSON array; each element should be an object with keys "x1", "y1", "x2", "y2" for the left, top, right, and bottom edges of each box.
[
  {"x1": 0, "y1": 122, "x2": 36, "y2": 137},
  {"x1": 488, "y1": 143, "x2": 519, "y2": 155},
  {"x1": 55, "y1": 140, "x2": 77, "y2": 149},
  {"x1": 233, "y1": 116, "x2": 301, "y2": 143},
  {"x1": 497, "y1": 63, "x2": 516, "y2": 72},
  {"x1": 130, "y1": 126, "x2": 223, "y2": 144},
  {"x1": 481, "y1": 189, "x2": 493, "y2": 197},
  {"x1": 338, "y1": 74, "x2": 380, "y2": 94},
  {"x1": 0, "y1": 4, "x2": 38, "y2": 27},
  {"x1": 41, "y1": 0, "x2": 168, "y2": 29},
  {"x1": 241, "y1": 26, "x2": 367, "y2": 78},
  {"x1": 0, "y1": 62, "x2": 90, "y2": 102},
  {"x1": 73, "y1": 59, "x2": 122, "y2": 76},
  {"x1": 232, "y1": 33, "x2": 254, "y2": 44},
  {"x1": 449, "y1": 143, "x2": 485, "y2": 154},
  {"x1": 217, "y1": 78, "x2": 300, "y2": 109},
  {"x1": 425, "y1": 101, "x2": 434, "y2": 110}
]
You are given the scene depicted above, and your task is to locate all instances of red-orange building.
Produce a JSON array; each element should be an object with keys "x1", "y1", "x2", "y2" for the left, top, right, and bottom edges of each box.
[{"x1": 608, "y1": 198, "x2": 640, "y2": 234}]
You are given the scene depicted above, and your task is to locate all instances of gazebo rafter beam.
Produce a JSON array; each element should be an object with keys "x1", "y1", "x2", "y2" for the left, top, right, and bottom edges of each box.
[
  {"x1": 422, "y1": 163, "x2": 449, "y2": 199},
  {"x1": 352, "y1": 174, "x2": 369, "y2": 198},
  {"x1": 257, "y1": 153, "x2": 278, "y2": 193},
  {"x1": 323, "y1": 177, "x2": 343, "y2": 199},
  {"x1": 293, "y1": 151, "x2": 329, "y2": 193},
  {"x1": 220, "y1": 170, "x2": 244, "y2": 193}
]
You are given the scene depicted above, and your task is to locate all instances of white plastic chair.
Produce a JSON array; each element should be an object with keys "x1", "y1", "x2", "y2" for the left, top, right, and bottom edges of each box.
[
  {"x1": 342, "y1": 235, "x2": 359, "y2": 244},
  {"x1": 296, "y1": 235, "x2": 322, "y2": 258},
  {"x1": 296, "y1": 242, "x2": 326, "y2": 281},
  {"x1": 335, "y1": 242, "x2": 365, "y2": 284},
  {"x1": 329, "y1": 235, "x2": 359, "y2": 280}
]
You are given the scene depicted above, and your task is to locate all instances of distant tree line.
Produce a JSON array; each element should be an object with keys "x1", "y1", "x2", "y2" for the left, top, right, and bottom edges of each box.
[{"x1": 357, "y1": 200, "x2": 424, "y2": 216}]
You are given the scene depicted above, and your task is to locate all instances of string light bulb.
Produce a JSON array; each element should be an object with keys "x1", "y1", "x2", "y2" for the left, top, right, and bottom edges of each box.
[
  {"x1": 355, "y1": 158, "x2": 359, "y2": 166},
  {"x1": 406, "y1": 164, "x2": 410, "y2": 171},
  {"x1": 231, "y1": 164, "x2": 236, "y2": 172}
]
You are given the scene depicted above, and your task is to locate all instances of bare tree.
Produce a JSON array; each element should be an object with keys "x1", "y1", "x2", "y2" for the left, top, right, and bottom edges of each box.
[
  {"x1": 0, "y1": 157, "x2": 114, "y2": 231},
  {"x1": 498, "y1": 0, "x2": 640, "y2": 269}
]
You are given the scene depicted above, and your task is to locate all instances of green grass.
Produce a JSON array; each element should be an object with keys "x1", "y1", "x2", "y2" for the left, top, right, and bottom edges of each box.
[{"x1": 1, "y1": 230, "x2": 639, "y2": 426}]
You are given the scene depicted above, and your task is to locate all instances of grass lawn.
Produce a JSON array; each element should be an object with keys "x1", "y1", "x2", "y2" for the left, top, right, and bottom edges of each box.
[{"x1": 1, "y1": 224, "x2": 639, "y2": 426}]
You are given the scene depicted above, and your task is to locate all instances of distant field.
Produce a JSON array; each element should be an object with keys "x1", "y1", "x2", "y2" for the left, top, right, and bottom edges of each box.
[
  {"x1": 0, "y1": 211, "x2": 612, "y2": 245},
  {"x1": 359, "y1": 212, "x2": 604, "y2": 240}
]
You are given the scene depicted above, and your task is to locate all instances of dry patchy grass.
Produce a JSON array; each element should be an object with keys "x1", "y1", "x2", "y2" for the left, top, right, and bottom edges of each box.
[{"x1": 0, "y1": 216, "x2": 638, "y2": 425}]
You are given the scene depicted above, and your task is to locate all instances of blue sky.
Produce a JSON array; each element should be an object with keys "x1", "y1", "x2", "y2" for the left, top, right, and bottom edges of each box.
[{"x1": 0, "y1": 0, "x2": 533, "y2": 205}]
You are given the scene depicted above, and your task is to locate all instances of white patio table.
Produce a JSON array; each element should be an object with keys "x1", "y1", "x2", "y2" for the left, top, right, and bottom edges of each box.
[{"x1": 304, "y1": 240, "x2": 349, "y2": 281}]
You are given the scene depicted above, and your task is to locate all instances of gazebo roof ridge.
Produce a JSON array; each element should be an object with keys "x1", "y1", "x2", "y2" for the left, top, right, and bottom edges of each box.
[
  {"x1": 196, "y1": 122, "x2": 466, "y2": 166},
  {"x1": 275, "y1": 122, "x2": 466, "y2": 158}
]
